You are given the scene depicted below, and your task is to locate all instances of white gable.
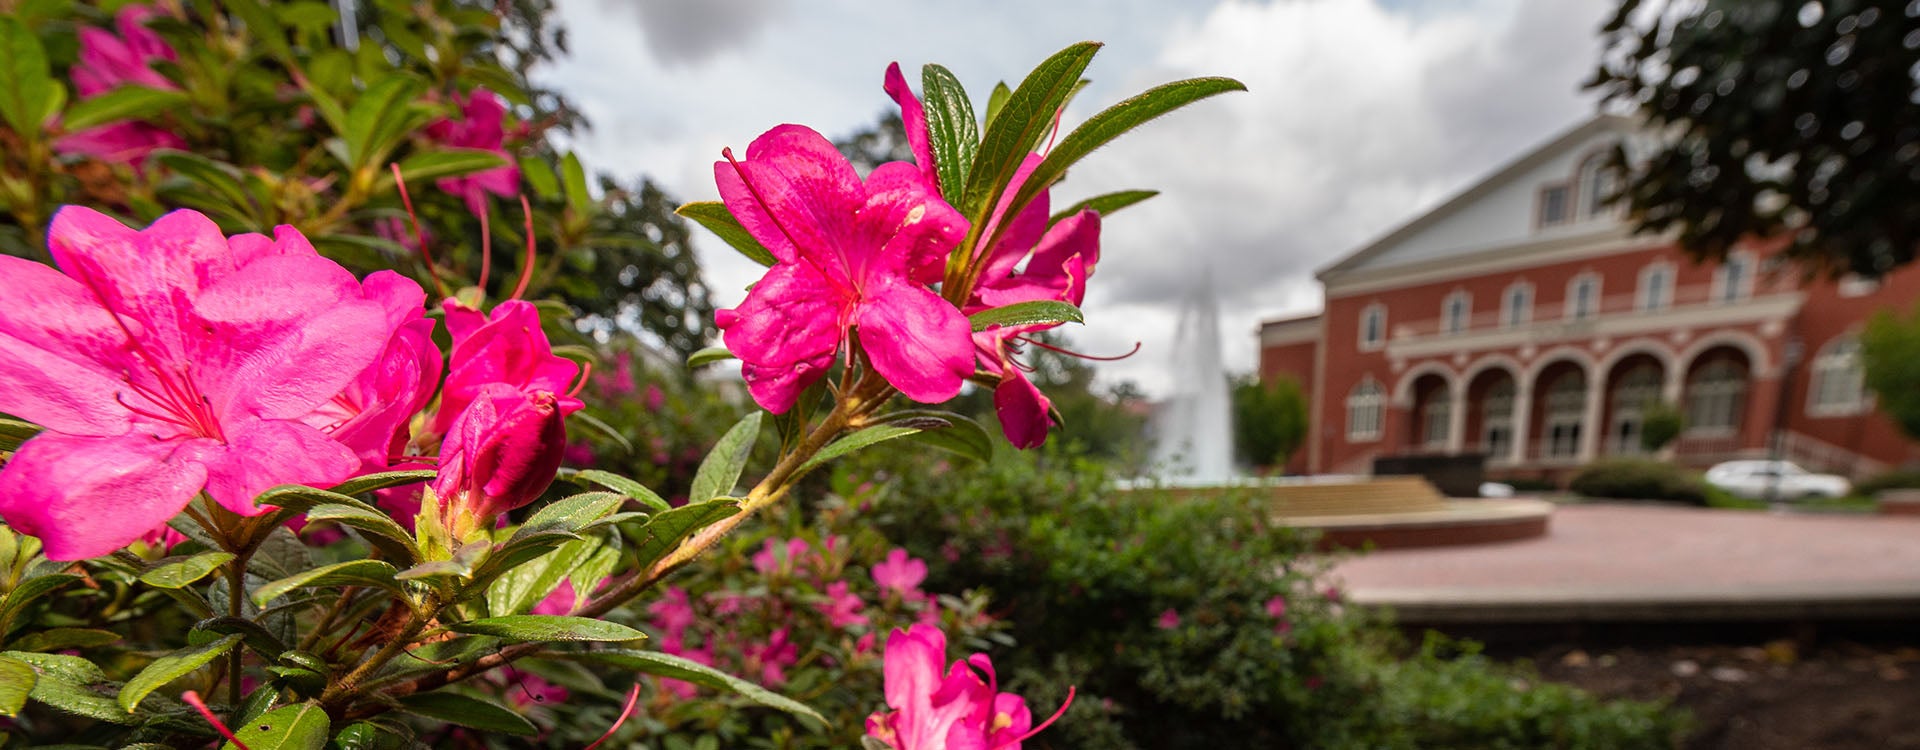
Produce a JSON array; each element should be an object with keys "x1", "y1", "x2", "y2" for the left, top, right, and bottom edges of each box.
[{"x1": 1324, "y1": 116, "x2": 1646, "y2": 279}]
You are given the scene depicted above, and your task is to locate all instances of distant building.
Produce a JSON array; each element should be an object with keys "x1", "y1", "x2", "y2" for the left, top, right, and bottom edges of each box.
[{"x1": 1259, "y1": 116, "x2": 1920, "y2": 481}]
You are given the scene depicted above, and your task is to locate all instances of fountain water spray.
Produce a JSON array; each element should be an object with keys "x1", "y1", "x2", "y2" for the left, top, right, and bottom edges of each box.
[{"x1": 1151, "y1": 272, "x2": 1234, "y2": 483}]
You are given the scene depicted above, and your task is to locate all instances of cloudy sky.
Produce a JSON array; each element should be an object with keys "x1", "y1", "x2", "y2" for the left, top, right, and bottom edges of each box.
[{"x1": 538, "y1": 0, "x2": 1616, "y2": 397}]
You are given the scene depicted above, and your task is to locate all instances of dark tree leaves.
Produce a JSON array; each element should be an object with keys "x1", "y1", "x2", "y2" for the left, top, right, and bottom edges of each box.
[{"x1": 1589, "y1": 0, "x2": 1920, "y2": 277}]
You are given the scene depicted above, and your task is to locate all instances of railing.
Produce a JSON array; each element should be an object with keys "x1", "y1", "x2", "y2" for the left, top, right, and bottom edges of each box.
[
  {"x1": 1779, "y1": 431, "x2": 1888, "y2": 478},
  {"x1": 1391, "y1": 283, "x2": 1748, "y2": 339}
]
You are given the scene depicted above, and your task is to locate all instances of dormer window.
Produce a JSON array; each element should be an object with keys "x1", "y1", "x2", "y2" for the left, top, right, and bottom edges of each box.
[
  {"x1": 1577, "y1": 155, "x2": 1614, "y2": 218},
  {"x1": 1538, "y1": 185, "x2": 1571, "y2": 227}
]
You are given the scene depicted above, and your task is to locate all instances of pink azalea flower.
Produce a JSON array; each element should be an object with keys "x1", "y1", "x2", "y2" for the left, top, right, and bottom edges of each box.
[
  {"x1": 744, "y1": 626, "x2": 799, "y2": 686},
  {"x1": 58, "y1": 5, "x2": 183, "y2": 167},
  {"x1": 300, "y1": 275, "x2": 440, "y2": 474},
  {"x1": 70, "y1": 5, "x2": 177, "y2": 97},
  {"x1": 562, "y1": 438, "x2": 596, "y2": 467},
  {"x1": 1265, "y1": 595, "x2": 1288, "y2": 619},
  {"x1": 643, "y1": 382, "x2": 665, "y2": 412},
  {"x1": 818, "y1": 581, "x2": 870, "y2": 629},
  {"x1": 866, "y1": 624, "x2": 1068, "y2": 750},
  {"x1": 0, "y1": 208, "x2": 408, "y2": 560},
  {"x1": 752, "y1": 537, "x2": 812, "y2": 576},
  {"x1": 648, "y1": 586, "x2": 696, "y2": 638},
  {"x1": 436, "y1": 299, "x2": 582, "y2": 437},
  {"x1": 1155, "y1": 608, "x2": 1180, "y2": 630},
  {"x1": 885, "y1": 64, "x2": 1103, "y2": 449},
  {"x1": 431, "y1": 384, "x2": 569, "y2": 533},
  {"x1": 425, "y1": 87, "x2": 521, "y2": 217},
  {"x1": 872, "y1": 547, "x2": 928, "y2": 598},
  {"x1": 711, "y1": 124, "x2": 972, "y2": 413}
]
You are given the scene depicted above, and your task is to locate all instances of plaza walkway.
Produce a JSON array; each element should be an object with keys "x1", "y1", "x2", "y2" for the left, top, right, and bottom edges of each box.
[{"x1": 1328, "y1": 503, "x2": 1920, "y2": 623}]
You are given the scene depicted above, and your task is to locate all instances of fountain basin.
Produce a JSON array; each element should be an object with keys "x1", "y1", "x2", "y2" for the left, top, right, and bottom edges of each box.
[{"x1": 1134, "y1": 475, "x2": 1552, "y2": 550}]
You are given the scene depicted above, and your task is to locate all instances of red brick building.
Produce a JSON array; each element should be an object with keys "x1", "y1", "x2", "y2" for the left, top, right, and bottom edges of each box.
[{"x1": 1259, "y1": 116, "x2": 1920, "y2": 481}]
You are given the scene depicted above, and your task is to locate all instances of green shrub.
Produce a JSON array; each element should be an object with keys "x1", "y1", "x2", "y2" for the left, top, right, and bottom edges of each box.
[
  {"x1": 861, "y1": 448, "x2": 1684, "y2": 749},
  {"x1": 1504, "y1": 476, "x2": 1563, "y2": 493},
  {"x1": 1569, "y1": 458, "x2": 1708, "y2": 504},
  {"x1": 1855, "y1": 469, "x2": 1920, "y2": 497},
  {"x1": 1639, "y1": 402, "x2": 1686, "y2": 452}
]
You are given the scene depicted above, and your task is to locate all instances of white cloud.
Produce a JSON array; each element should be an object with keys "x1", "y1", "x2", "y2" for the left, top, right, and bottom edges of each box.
[{"x1": 539, "y1": 0, "x2": 1614, "y2": 397}]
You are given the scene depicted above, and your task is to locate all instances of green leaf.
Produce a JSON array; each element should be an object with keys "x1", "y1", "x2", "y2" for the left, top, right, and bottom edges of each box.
[
  {"x1": 690, "y1": 412, "x2": 762, "y2": 504},
  {"x1": 0, "y1": 654, "x2": 33, "y2": 716},
  {"x1": 118, "y1": 634, "x2": 242, "y2": 713},
  {"x1": 879, "y1": 410, "x2": 995, "y2": 464},
  {"x1": 61, "y1": 85, "x2": 189, "y2": 131},
  {"x1": 5, "y1": 628, "x2": 120, "y2": 653},
  {"x1": 260, "y1": 485, "x2": 417, "y2": 564},
  {"x1": 627, "y1": 500, "x2": 741, "y2": 573},
  {"x1": 485, "y1": 536, "x2": 601, "y2": 616},
  {"x1": 328, "y1": 470, "x2": 436, "y2": 497},
  {"x1": 516, "y1": 492, "x2": 626, "y2": 541},
  {"x1": 676, "y1": 201, "x2": 777, "y2": 267},
  {"x1": 798, "y1": 424, "x2": 930, "y2": 475},
  {"x1": 224, "y1": 0, "x2": 294, "y2": 62},
  {"x1": 343, "y1": 75, "x2": 427, "y2": 169},
  {"x1": 0, "y1": 17, "x2": 59, "y2": 135},
  {"x1": 223, "y1": 701, "x2": 329, "y2": 750},
  {"x1": 447, "y1": 615, "x2": 644, "y2": 643},
  {"x1": 560, "y1": 152, "x2": 592, "y2": 217},
  {"x1": 1051, "y1": 189, "x2": 1158, "y2": 225},
  {"x1": 393, "y1": 148, "x2": 507, "y2": 184},
  {"x1": 563, "y1": 470, "x2": 670, "y2": 513},
  {"x1": 138, "y1": 552, "x2": 234, "y2": 589},
  {"x1": 864, "y1": 737, "x2": 897, "y2": 750},
  {"x1": 920, "y1": 64, "x2": 979, "y2": 199},
  {"x1": 686, "y1": 345, "x2": 738, "y2": 369},
  {"x1": 984, "y1": 82, "x2": 1012, "y2": 129},
  {"x1": 252, "y1": 560, "x2": 403, "y2": 608},
  {"x1": 0, "y1": 417, "x2": 41, "y2": 452},
  {"x1": 398, "y1": 691, "x2": 537, "y2": 735},
  {"x1": 191, "y1": 617, "x2": 288, "y2": 661},
  {"x1": 1008, "y1": 76, "x2": 1245, "y2": 232},
  {"x1": 968, "y1": 300, "x2": 1083, "y2": 331},
  {"x1": 570, "y1": 649, "x2": 825, "y2": 727},
  {"x1": 520, "y1": 156, "x2": 560, "y2": 200},
  {"x1": 11, "y1": 651, "x2": 132, "y2": 724},
  {"x1": 152, "y1": 150, "x2": 258, "y2": 228},
  {"x1": 0, "y1": 573, "x2": 79, "y2": 639},
  {"x1": 961, "y1": 43, "x2": 1102, "y2": 218}
]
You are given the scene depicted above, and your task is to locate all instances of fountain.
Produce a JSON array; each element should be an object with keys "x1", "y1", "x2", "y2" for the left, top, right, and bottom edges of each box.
[
  {"x1": 1150, "y1": 275, "x2": 1235, "y2": 483},
  {"x1": 1133, "y1": 271, "x2": 1552, "y2": 550}
]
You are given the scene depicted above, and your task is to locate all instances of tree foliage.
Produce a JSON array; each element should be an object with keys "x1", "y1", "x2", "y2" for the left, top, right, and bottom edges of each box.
[
  {"x1": 1862, "y1": 302, "x2": 1920, "y2": 441},
  {"x1": 1589, "y1": 0, "x2": 1920, "y2": 276},
  {"x1": 1233, "y1": 375, "x2": 1307, "y2": 471}
]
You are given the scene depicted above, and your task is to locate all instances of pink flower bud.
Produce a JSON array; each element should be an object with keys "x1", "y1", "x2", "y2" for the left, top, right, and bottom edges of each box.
[{"x1": 433, "y1": 384, "x2": 568, "y2": 529}]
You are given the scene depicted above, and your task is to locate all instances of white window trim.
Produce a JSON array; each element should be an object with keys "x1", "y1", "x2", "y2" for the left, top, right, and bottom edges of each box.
[
  {"x1": 1537, "y1": 184, "x2": 1571, "y2": 229},
  {"x1": 1636, "y1": 262, "x2": 1674, "y2": 312},
  {"x1": 1501, "y1": 281, "x2": 1533, "y2": 329},
  {"x1": 1837, "y1": 274, "x2": 1881, "y2": 298},
  {"x1": 1347, "y1": 379, "x2": 1384, "y2": 442},
  {"x1": 1565, "y1": 272, "x2": 1601, "y2": 321},
  {"x1": 1807, "y1": 335, "x2": 1869, "y2": 418},
  {"x1": 1442, "y1": 290, "x2": 1472, "y2": 335},
  {"x1": 1711, "y1": 251, "x2": 1755, "y2": 304},
  {"x1": 1358, "y1": 302, "x2": 1387, "y2": 352}
]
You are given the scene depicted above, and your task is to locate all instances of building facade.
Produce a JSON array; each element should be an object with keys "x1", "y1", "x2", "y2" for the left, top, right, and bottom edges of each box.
[{"x1": 1259, "y1": 116, "x2": 1920, "y2": 481}]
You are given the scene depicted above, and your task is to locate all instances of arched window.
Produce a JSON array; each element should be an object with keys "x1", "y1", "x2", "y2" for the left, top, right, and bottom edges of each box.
[
  {"x1": 1347, "y1": 379, "x2": 1384, "y2": 441},
  {"x1": 1578, "y1": 155, "x2": 1614, "y2": 218},
  {"x1": 1359, "y1": 303, "x2": 1386, "y2": 350},
  {"x1": 1687, "y1": 360, "x2": 1747, "y2": 432},
  {"x1": 1544, "y1": 373, "x2": 1587, "y2": 458},
  {"x1": 1609, "y1": 364, "x2": 1662, "y2": 454},
  {"x1": 1420, "y1": 390, "x2": 1452, "y2": 448},
  {"x1": 1482, "y1": 379, "x2": 1516, "y2": 458},
  {"x1": 1443, "y1": 291, "x2": 1471, "y2": 335},
  {"x1": 1809, "y1": 337, "x2": 1866, "y2": 415},
  {"x1": 1503, "y1": 283, "x2": 1532, "y2": 328}
]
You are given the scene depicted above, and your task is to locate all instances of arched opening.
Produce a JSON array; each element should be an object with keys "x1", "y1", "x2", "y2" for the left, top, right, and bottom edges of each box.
[
  {"x1": 1465, "y1": 367, "x2": 1519, "y2": 460},
  {"x1": 1407, "y1": 372, "x2": 1453, "y2": 452},
  {"x1": 1603, "y1": 354, "x2": 1665, "y2": 455},
  {"x1": 1682, "y1": 346, "x2": 1752, "y2": 452},
  {"x1": 1530, "y1": 360, "x2": 1589, "y2": 461}
]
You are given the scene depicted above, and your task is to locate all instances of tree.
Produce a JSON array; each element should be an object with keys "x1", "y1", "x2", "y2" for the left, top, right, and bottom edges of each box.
[
  {"x1": 1640, "y1": 400, "x2": 1686, "y2": 452},
  {"x1": 1232, "y1": 375, "x2": 1307, "y2": 472},
  {"x1": 1589, "y1": 0, "x2": 1920, "y2": 276},
  {"x1": 1861, "y1": 303, "x2": 1920, "y2": 441}
]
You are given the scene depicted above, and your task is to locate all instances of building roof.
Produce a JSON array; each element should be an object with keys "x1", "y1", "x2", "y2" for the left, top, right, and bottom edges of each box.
[{"x1": 1317, "y1": 114, "x2": 1640, "y2": 283}]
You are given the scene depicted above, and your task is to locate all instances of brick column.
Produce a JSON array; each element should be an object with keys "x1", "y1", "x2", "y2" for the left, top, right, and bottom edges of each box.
[{"x1": 1744, "y1": 374, "x2": 1783, "y2": 452}]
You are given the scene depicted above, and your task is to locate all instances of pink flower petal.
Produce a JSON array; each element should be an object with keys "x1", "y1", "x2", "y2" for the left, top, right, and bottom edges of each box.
[
  {"x1": 0, "y1": 432, "x2": 213, "y2": 560},
  {"x1": 855, "y1": 278, "x2": 972, "y2": 404}
]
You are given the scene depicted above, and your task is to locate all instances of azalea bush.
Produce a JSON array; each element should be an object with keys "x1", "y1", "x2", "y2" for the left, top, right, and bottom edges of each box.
[
  {"x1": 865, "y1": 447, "x2": 1686, "y2": 749},
  {"x1": 0, "y1": 14, "x2": 1248, "y2": 747}
]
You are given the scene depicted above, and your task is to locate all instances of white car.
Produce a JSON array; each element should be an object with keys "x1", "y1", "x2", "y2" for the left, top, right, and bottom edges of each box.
[{"x1": 1704, "y1": 460, "x2": 1852, "y2": 500}]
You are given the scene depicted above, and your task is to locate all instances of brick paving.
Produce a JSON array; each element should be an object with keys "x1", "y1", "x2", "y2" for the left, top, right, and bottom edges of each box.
[{"x1": 1327, "y1": 503, "x2": 1920, "y2": 620}]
